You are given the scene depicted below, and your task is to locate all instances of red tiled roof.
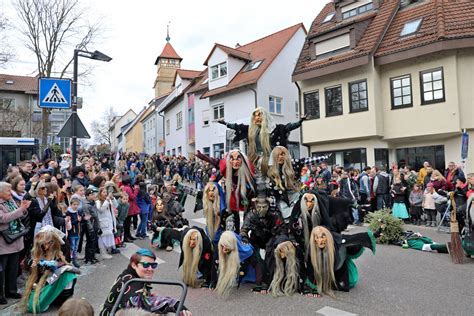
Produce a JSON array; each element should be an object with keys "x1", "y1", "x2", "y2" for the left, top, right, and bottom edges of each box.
[
  {"x1": 375, "y1": 1, "x2": 474, "y2": 57},
  {"x1": 202, "y1": 23, "x2": 305, "y2": 98},
  {"x1": 187, "y1": 70, "x2": 209, "y2": 94},
  {"x1": 203, "y1": 44, "x2": 251, "y2": 66},
  {"x1": 175, "y1": 69, "x2": 202, "y2": 80},
  {"x1": 155, "y1": 43, "x2": 182, "y2": 64},
  {"x1": 0, "y1": 74, "x2": 39, "y2": 94},
  {"x1": 293, "y1": 1, "x2": 398, "y2": 78}
]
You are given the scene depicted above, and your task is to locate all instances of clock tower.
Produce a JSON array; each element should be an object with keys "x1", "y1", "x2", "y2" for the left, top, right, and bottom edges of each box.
[{"x1": 153, "y1": 28, "x2": 182, "y2": 98}]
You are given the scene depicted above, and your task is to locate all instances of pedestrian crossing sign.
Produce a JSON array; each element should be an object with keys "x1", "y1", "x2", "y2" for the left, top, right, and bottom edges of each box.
[{"x1": 39, "y1": 77, "x2": 72, "y2": 109}]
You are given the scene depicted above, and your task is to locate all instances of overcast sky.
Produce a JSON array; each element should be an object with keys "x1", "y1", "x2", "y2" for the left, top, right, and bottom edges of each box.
[{"x1": 1, "y1": 0, "x2": 329, "y2": 133}]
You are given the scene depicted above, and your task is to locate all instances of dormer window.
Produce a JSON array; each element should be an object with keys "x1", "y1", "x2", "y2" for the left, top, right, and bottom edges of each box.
[
  {"x1": 322, "y1": 12, "x2": 335, "y2": 23},
  {"x1": 315, "y1": 33, "x2": 350, "y2": 58},
  {"x1": 342, "y1": 1, "x2": 373, "y2": 20},
  {"x1": 210, "y1": 62, "x2": 227, "y2": 80},
  {"x1": 243, "y1": 60, "x2": 262, "y2": 72},
  {"x1": 400, "y1": 18, "x2": 422, "y2": 37}
]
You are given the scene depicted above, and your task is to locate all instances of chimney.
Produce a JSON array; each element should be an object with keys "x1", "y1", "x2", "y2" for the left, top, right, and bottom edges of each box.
[{"x1": 235, "y1": 43, "x2": 241, "y2": 49}]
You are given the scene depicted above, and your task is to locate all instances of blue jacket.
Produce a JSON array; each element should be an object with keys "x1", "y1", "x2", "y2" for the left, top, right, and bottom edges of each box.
[{"x1": 136, "y1": 191, "x2": 151, "y2": 215}]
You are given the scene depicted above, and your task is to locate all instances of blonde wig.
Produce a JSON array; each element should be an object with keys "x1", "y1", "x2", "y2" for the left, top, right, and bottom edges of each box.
[
  {"x1": 21, "y1": 229, "x2": 68, "y2": 313},
  {"x1": 181, "y1": 229, "x2": 203, "y2": 288},
  {"x1": 309, "y1": 226, "x2": 336, "y2": 297},
  {"x1": 268, "y1": 146, "x2": 298, "y2": 192},
  {"x1": 270, "y1": 241, "x2": 299, "y2": 297},
  {"x1": 203, "y1": 182, "x2": 221, "y2": 242},
  {"x1": 431, "y1": 170, "x2": 446, "y2": 181},
  {"x1": 248, "y1": 107, "x2": 271, "y2": 174},
  {"x1": 216, "y1": 231, "x2": 240, "y2": 297},
  {"x1": 225, "y1": 150, "x2": 254, "y2": 213}
]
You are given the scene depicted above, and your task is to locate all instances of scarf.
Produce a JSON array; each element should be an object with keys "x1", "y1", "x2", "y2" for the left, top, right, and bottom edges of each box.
[
  {"x1": 2, "y1": 199, "x2": 22, "y2": 233},
  {"x1": 37, "y1": 196, "x2": 53, "y2": 227}
]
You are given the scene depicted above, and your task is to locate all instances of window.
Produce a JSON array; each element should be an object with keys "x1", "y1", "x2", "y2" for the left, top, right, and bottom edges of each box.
[
  {"x1": 325, "y1": 86, "x2": 343, "y2": 116},
  {"x1": 374, "y1": 148, "x2": 389, "y2": 171},
  {"x1": 390, "y1": 75, "x2": 412, "y2": 109},
  {"x1": 313, "y1": 148, "x2": 367, "y2": 171},
  {"x1": 213, "y1": 143, "x2": 224, "y2": 159},
  {"x1": 172, "y1": 149, "x2": 176, "y2": 156},
  {"x1": 315, "y1": 34, "x2": 350, "y2": 58},
  {"x1": 342, "y1": 2, "x2": 373, "y2": 20},
  {"x1": 349, "y1": 79, "x2": 368, "y2": 113},
  {"x1": 303, "y1": 91, "x2": 320, "y2": 118},
  {"x1": 203, "y1": 147, "x2": 210, "y2": 156},
  {"x1": 213, "y1": 104, "x2": 224, "y2": 120},
  {"x1": 295, "y1": 101, "x2": 299, "y2": 118},
  {"x1": 178, "y1": 146, "x2": 182, "y2": 156},
  {"x1": 269, "y1": 96, "x2": 282, "y2": 114},
  {"x1": 176, "y1": 111, "x2": 183, "y2": 130},
  {"x1": 202, "y1": 109, "x2": 210, "y2": 127},
  {"x1": 243, "y1": 60, "x2": 263, "y2": 72},
  {"x1": 188, "y1": 108, "x2": 194, "y2": 124},
  {"x1": 166, "y1": 119, "x2": 170, "y2": 135},
  {"x1": 400, "y1": 18, "x2": 422, "y2": 37},
  {"x1": 0, "y1": 98, "x2": 15, "y2": 110},
  {"x1": 210, "y1": 62, "x2": 227, "y2": 80},
  {"x1": 167, "y1": 150, "x2": 170, "y2": 156},
  {"x1": 322, "y1": 12, "x2": 335, "y2": 23},
  {"x1": 420, "y1": 67, "x2": 445, "y2": 104}
]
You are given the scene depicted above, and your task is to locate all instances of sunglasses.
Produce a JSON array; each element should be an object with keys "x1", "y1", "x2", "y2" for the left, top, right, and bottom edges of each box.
[{"x1": 139, "y1": 261, "x2": 158, "y2": 269}]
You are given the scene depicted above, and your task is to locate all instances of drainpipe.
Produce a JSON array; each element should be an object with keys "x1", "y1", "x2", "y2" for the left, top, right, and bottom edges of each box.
[
  {"x1": 158, "y1": 111, "x2": 166, "y2": 154},
  {"x1": 294, "y1": 81, "x2": 311, "y2": 156},
  {"x1": 249, "y1": 87, "x2": 258, "y2": 108}
]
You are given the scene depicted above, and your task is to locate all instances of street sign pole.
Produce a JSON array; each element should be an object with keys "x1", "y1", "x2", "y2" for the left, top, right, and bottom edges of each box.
[{"x1": 72, "y1": 50, "x2": 78, "y2": 168}]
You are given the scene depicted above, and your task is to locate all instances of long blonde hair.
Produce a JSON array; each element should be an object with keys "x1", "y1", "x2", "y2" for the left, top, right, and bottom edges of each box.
[
  {"x1": 225, "y1": 150, "x2": 254, "y2": 213},
  {"x1": 309, "y1": 226, "x2": 336, "y2": 297},
  {"x1": 181, "y1": 229, "x2": 203, "y2": 288},
  {"x1": 300, "y1": 193, "x2": 320, "y2": 259},
  {"x1": 248, "y1": 107, "x2": 271, "y2": 175},
  {"x1": 215, "y1": 231, "x2": 240, "y2": 297},
  {"x1": 203, "y1": 182, "x2": 221, "y2": 241},
  {"x1": 21, "y1": 231, "x2": 68, "y2": 313},
  {"x1": 268, "y1": 146, "x2": 298, "y2": 192},
  {"x1": 270, "y1": 241, "x2": 299, "y2": 297},
  {"x1": 431, "y1": 170, "x2": 446, "y2": 182}
]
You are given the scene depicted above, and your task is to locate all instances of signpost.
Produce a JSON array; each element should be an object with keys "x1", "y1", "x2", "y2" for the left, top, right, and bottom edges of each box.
[{"x1": 39, "y1": 78, "x2": 71, "y2": 109}]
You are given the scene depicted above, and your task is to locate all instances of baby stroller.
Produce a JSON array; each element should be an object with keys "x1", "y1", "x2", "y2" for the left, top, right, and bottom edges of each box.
[
  {"x1": 110, "y1": 279, "x2": 187, "y2": 315},
  {"x1": 437, "y1": 199, "x2": 451, "y2": 234}
]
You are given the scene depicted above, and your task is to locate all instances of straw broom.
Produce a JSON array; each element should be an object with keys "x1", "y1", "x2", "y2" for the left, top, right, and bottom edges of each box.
[{"x1": 448, "y1": 193, "x2": 465, "y2": 264}]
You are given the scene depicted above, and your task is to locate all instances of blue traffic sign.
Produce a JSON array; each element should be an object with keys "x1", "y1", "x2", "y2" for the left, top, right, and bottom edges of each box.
[
  {"x1": 39, "y1": 77, "x2": 72, "y2": 109},
  {"x1": 461, "y1": 132, "x2": 469, "y2": 160}
]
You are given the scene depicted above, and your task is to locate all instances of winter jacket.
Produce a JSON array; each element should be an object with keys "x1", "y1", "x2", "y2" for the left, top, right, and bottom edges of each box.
[
  {"x1": 374, "y1": 172, "x2": 390, "y2": 194},
  {"x1": 409, "y1": 190, "x2": 423, "y2": 206},
  {"x1": 339, "y1": 178, "x2": 359, "y2": 201},
  {"x1": 96, "y1": 199, "x2": 118, "y2": 237},
  {"x1": 358, "y1": 172, "x2": 370, "y2": 195},
  {"x1": 136, "y1": 191, "x2": 151, "y2": 215},
  {"x1": 0, "y1": 198, "x2": 28, "y2": 255},
  {"x1": 121, "y1": 185, "x2": 140, "y2": 216},
  {"x1": 390, "y1": 183, "x2": 406, "y2": 204}
]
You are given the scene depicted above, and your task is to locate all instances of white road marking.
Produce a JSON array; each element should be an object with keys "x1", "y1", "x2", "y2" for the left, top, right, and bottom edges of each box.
[
  {"x1": 316, "y1": 306, "x2": 357, "y2": 316},
  {"x1": 121, "y1": 242, "x2": 165, "y2": 264}
]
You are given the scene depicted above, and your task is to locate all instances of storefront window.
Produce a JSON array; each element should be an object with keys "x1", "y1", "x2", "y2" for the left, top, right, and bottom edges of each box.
[
  {"x1": 312, "y1": 148, "x2": 366, "y2": 171},
  {"x1": 396, "y1": 145, "x2": 445, "y2": 173},
  {"x1": 374, "y1": 148, "x2": 389, "y2": 171}
]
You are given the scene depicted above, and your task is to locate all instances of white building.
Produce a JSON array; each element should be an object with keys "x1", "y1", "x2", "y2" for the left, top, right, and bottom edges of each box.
[
  {"x1": 142, "y1": 94, "x2": 168, "y2": 155},
  {"x1": 162, "y1": 24, "x2": 308, "y2": 159},
  {"x1": 109, "y1": 109, "x2": 136, "y2": 151},
  {"x1": 159, "y1": 69, "x2": 202, "y2": 157}
]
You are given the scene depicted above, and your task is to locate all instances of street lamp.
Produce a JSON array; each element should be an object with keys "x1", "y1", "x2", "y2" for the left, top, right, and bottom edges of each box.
[{"x1": 72, "y1": 49, "x2": 112, "y2": 167}]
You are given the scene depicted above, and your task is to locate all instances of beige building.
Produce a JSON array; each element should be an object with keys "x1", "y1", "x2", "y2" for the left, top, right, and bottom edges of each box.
[
  {"x1": 293, "y1": 0, "x2": 474, "y2": 173},
  {"x1": 109, "y1": 109, "x2": 137, "y2": 151},
  {"x1": 124, "y1": 106, "x2": 155, "y2": 153}
]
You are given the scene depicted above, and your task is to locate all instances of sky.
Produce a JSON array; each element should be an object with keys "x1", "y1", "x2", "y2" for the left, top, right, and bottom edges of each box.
[{"x1": 0, "y1": 0, "x2": 330, "y2": 138}]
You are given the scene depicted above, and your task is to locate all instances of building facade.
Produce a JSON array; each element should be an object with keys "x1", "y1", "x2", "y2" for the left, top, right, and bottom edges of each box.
[
  {"x1": 293, "y1": 0, "x2": 474, "y2": 172},
  {"x1": 110, "y1": 109, "x2": 137, "y2": 151},
  {"x1": 162, "y1": 24, "x2": 309, "y2": 159}
]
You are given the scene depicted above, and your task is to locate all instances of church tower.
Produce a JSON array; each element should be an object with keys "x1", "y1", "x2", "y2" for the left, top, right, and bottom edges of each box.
[{"x1": 153, "y1": 26, "x2": 182, "y2": 98}]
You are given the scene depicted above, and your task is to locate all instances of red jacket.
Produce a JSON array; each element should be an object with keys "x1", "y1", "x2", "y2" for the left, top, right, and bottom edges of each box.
[{"x1": 121, "y1": 185, "x2": 140, "y2": 216}]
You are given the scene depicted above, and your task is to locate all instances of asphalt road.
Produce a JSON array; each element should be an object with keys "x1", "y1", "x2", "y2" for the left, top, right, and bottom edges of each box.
[{"x1": 2, "y1": 191, "x2": 473, "y2": 316}]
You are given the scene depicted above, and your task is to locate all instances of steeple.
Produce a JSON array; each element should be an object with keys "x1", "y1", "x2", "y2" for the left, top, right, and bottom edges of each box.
[{"x1": 166, "y1": 22, "x2": 171, "y2": 42}]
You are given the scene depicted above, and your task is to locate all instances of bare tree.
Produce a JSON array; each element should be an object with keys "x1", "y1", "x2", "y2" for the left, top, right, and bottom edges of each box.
[
  {"x1": 0, "y1": 12, "x2": 14, "y2": 66},
  {"x1": 14, "y1": 0, "x2": 102, "y2": 147},
  {"x1": 91, "y1": 106, "x2": 118, "y2": 146}
]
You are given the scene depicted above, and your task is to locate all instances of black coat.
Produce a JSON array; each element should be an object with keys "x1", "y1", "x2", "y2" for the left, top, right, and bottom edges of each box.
[
  {"x1": 219, "y1": 119, "x2": 303, "y2": 148},
  {"x1": 178, "y1": 226, "x2": 213, "y2": 284}
]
